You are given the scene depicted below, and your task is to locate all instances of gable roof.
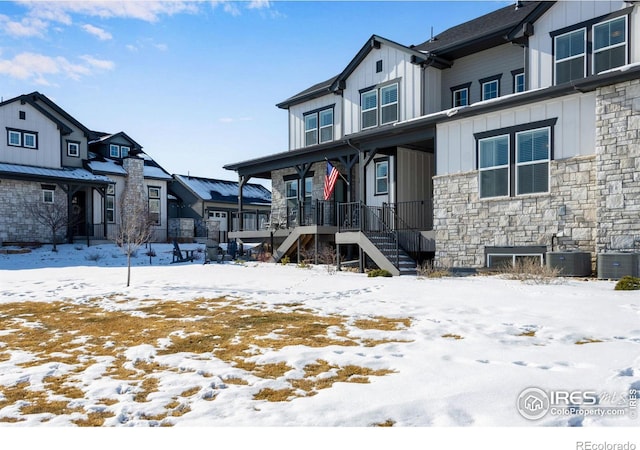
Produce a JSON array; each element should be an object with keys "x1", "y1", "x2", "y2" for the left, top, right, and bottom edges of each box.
[
  {"x1": 0, "y1": 91, "x2": 91, "y2": 137},
  {"x1": 276, "y1": 75, "x2": 339, "y2": 109},
  {"x1": 174, "y1": 174, "x2": 271, "y2": 205},
  {"x1": 89, "y1": 131, "x2": 143, "y2": 152},
  {"x1": 412, "y1": 1, "x2": 553, "y2": 60}
]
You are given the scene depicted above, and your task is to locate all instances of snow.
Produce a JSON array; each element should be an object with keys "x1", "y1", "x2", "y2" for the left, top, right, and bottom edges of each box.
[
  {"x1": 0, "y1": 243, "x2": 638, "y2": 447},
  {"x1": 0, "y1": 162, "x2": 112, "y2": 182},
  {"x1": 175, "y1": 174, "x2": 271, "y2": 202}
]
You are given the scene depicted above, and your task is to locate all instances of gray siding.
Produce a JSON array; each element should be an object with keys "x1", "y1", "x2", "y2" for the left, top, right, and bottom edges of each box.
[
  {"x1": 396, "y1": 148, "x2": 433, "y2": 203},
  {"x1": 440, "y1": 43, "x2": 525, "y2": 110}
]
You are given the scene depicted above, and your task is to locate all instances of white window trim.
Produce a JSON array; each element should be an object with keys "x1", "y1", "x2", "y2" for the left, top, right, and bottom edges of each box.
[
  {"x1": 374, "y1": 160, "x2": 389, "y2": 195},
  {"x1": 8, "y1": 130, "x2": 21, "y2": 146},
  {"x1": 42, "y1": 189, "x2": 54, "y2": 204},
  {"x1": 515, "y1": 127, "x2": 551, "y2": 196},
  {"x1": 592, "y1": 17, "x2": 627, "y2": 75},
  {"x1": 514, "y1": 73, "x2": 525, "y2": 93},
  {"x1": 481, "y1": 79, "x2": 499, "y2": 101},
  {"x1": 380, "y1": 83, "x2": 399, "y2": 126},
  {"x1": 487, "y1": 253, "x2": 544, "y2": 268},
  {"x1": 23, "y1": 133, "x2": 36, "y2": 149},
  {"x1": 319, "y1": 109, "x2": 333, "y2": 144},
  {"x1": 106, "y1": 184, "x2": 115, "y2": 223},
  {"x1": 120, "y1": 146, "x2": 130, "y2": 158},
  {"x1": 452, "y1": 87, "x2": 468, "y2": 107},
  {"x1": 554, "y1": 27, "x2": 587, "y2": 84},
  {"x1": 478, "y1": 134, "x2": 510, "y2": 199},
  {"x1": 67, "y1": 142, "x2": 80, "y2": 157},
  {"x1": 110, "y1": 144, "x2": 120, "y2": 158},
  {"x1": 361, "y1": 90, "x2": 378, "y2": 130},
  {"x1": 304, "y1": 114, "x2": 318, "y2": 146}
]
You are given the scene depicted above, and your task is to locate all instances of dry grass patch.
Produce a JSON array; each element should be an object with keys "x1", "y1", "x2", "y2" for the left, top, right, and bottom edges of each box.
[
  {"x1": 575, "y1": 338, "x2": 603, "y2": 345},
  {"x1": 518, "y1": 330, "x2": 536, "y2": 337},
  {"x1": 0, "y1": 297, "x2": 410, "y2": 422},
  {"x1": 253, "y1": 387, "x2": 296, "y2": 402},
  {"x1": 373, "y1": 419, "x2": 396, "y2": 427},
  {"x1": 442, "y1": 333, "x2": 464, "y2": 340}
]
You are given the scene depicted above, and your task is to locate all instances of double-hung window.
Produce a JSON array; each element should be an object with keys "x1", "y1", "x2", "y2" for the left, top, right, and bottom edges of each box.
[
  {"x1": 516, "y1": 128, "x2": 550, "y2": 195},
  {"x1": 106, "y1": 185, "x2": 115, "y2": 223},
  {"x1": 477, "y1": 120, "x2": 554, "y2": 199},
  {"x1": 148, "y1": 187, "x2": 161, "y2": 225},
  {"x1": 452, "y1": 87, "x2": 469, "y2": 107},
  {"x1": 512, "y1": 69, "x2": 525, "y2": 93},
  {"x1": 361, "y1": 82, "x2": 398, "y2": 130},
  {"x1": 67, "y1": 141, "x2": 80, "y2": 157},
  {"x1": 554, "y1": 28, "x2": 586, "y2": 84},
  {"x1": 120, "y1": 146, "x2": 130, "y2": 158},
  {"x1": 479, "y1": 135, "x2": 510, "y2": 198},
  {"x1": 375, "y1": 160, "x2": 389, "y2": 195},
  {"x1": 110, "y1": 144, "x2": 120, "y2": 158},
  {"x1": 593, "y1": 16, "x2": 627, "y2": 74},
  {"x1": 42, "y1": 188, "x2": 55, "y2": 204},
  {"x1": 479, "y1": 75, "x2": 501, "y2": 101},
  {"x1": 304, "y1": 108, "x2": 333, "y2": 146},
  {"x1": 8, "y1": 130, "x2": 21, "y2": 146}
]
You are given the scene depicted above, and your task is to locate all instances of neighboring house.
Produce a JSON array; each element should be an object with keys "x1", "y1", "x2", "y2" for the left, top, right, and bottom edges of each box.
[
  {"x1": 0, "y1": 92, "x2": 172, "y2": 245},
  {"x1": 225, "y1": 1, "x2": 640, "y2": 275},
  {"x1": 169, "y1": 174, "x2": 271, "y2": 243}
]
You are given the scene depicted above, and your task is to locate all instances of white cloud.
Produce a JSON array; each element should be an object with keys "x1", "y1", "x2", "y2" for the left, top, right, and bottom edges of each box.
[
  {"x1": 82, "y1": 24, "x2": 113, "y2": 41},
  {"x1": 0, "y1": 13, "x2": 48, "y2": 38},
  {"x1": 247, "y1": 0, "x2": 270, "y2": 10},
  {"x1": 0, "y1": 51, "x2": 114, "y2": 84},
  {"x1": 153, "y1": 43, "x2": 169, "y2": 52}
]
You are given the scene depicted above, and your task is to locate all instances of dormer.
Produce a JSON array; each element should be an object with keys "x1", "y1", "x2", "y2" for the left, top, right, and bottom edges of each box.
[{"x1": 88, "y1": 131, "x2": 143, "y2": 160}]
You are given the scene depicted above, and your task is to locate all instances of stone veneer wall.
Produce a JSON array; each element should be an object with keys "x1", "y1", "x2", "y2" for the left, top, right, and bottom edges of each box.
[
  {"x1": 433, "y1": 155, "x2": 597, "y2": 268},
  {"x1": 0, "y1": 179, "x2": 68, "y2": 243},
  {"x1": 595, "y1": 79, "x2": 640, "y2": 252}
]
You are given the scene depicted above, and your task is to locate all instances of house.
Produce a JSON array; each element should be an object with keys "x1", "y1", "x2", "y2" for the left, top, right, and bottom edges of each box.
[
  {"x1": 225, "y1": 1, "x2": 640, "y2": 275},
  {"x1": 0, "y1": 92, "x2": 172, "y2": 245},
  {"x1": 169, "y1": 174, "x2": 271, "y2": 243}
]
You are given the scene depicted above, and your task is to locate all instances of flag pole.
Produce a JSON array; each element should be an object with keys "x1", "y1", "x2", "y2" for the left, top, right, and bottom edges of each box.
[{"x1": 325, "y1": 157, "x2": 350, "y2": 185}]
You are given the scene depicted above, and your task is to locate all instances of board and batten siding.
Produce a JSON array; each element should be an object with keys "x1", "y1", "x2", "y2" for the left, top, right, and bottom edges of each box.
[
  {"x1": 342, "y1": 45, "x2": 422, "y2": 135},
  {"x1": 288, "y1": 94, "x2": 341, "y2": 151},
  {"x1": 436, "y1": 92, "x2": 596, "y2": 176},
  {"x1": 365, "y1": 155, "x2": 394, "y2": 208},
  {"x1": 440, "y1": 43, "x2": 525, "y2": 110},
  {"x1": 527, "y1": 1, "x2": 636, "y2": 89},
  {"x1": 36, "y1": 101, "x2": 88, "y2": 169},
  {"x1": 396, "y1": 147, "x2": 433, "y2": 204},
  {"x1": 0, "y1": 101, "x2": 62, "y2": 169}
]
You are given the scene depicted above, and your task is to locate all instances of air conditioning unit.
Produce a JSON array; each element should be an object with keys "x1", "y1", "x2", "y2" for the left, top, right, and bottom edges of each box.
[
  {"x1": 597, "y1": 253, "x2": 638, "y2": 280},
  {"x1": 546, "y1": 252, "x2": 592, "y2": 277}
]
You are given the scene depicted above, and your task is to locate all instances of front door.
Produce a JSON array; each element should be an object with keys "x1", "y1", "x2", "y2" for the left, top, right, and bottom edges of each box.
[{"x1": 71, "y1": 191, "x2": 87, "y2": 236}]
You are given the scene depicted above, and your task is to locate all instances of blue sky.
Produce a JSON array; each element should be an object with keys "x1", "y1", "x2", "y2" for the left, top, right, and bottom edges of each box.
[{"x1": 0, "y1": 1, "x2": 511, "y2": 185}]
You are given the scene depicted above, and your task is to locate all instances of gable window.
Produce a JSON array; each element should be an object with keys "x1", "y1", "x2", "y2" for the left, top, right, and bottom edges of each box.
[
  {"x1": 593, "y1": 16, "x2": 627, "y2": 74},
  {"x1": 110, "y1": 144, "x2": 120, "y2": 158},
  {"x1": 554, "y1": 28, "x2": 586, "y2": 84},
  {"x1": 361, "y1": 82, "x2": 398, "y2": 130},
  {"x1": 106, "y1": 184, "x2": 115, "y2": 223},
  {"x1": 7, "y1": 129, "x2": 37, "y2": 149},
  {"x1": 374, "y1": 160, "x2": 389, "y2": 195},
  {"x1": 479, "y1": 75, "x2": 501, "y2": 101},
  {"x1": 512, "y1": 69, "x2": 525, "y2": 93},
  {"x1": 42, "y1": 188, "x2": 54, "y2": 204},
  {"x1": 67, "y1": 141, "x2": 80, "y2": 157},
  {"x1": 148, "y1": 187, "x2": 161, "y2": 225},
  {"x1": 120, "y1": 146, "x2": 130, "y2": 158},
  {"x1": 476, "y1": 119, "x2": 556, "y2": 199},
  {"x1": 479, "y1": 135, "x2": 510, "y2": 198}
]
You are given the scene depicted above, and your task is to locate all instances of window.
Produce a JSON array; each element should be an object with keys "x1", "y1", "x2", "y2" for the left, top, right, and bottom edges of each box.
[
  {"x1": 554, "y1": 28, "x2": 586, "y2": 84},
  {"x1": 106, "y1": 184, "x2": 115, "y2": 223},
  {"x1": 110, "y1": 144, "x2": 120, "y2": 158},
  {"x1": 374, "y1": 160, "x2": 389, "y2": 195},
  {"x1": 19, "y1": 111, "x2": 26, "y2": 120},
  {"x1": 285, "y1": 179, "x2": 298, "y2": 210},
  {"x1": 453, "y1": 88, "x2": 468, "y2": 107},
  {"x1": 512, "y1": 70, "x2": 525, "y2": 93},
  {"x1": 476, "y1": 119, "x2": 555, "y2": 199},
  {"x1": 593, "y1": 16, "x2": 627, "y2": 74},
  {"x1": 303, "y1": 108, "x2": 333, "y2": 146},
  {"x1": 8, "y1": 130, "x2": 21, "y2": 146},
  {"x1": 479, "y1": 135, "x2": 509, "y2": 198},
  {"x1": 376, "y1": 60, "x2": 383, "y2": 73},
  {"x1": 361, "y1": 90, "x2": 378, "y2": 129},
  {"x1": 479, "y1": 75, "x2": 501, "y2": 101},
  {"x1": 148, "y1": 187, "x2": 161, "y2": 225},
  {"x1": 7, "y1": 129, "x2": 37, "y2": 149},
  {"x1": 319, "y1": 109, "x2": 333, "y2": 143},
  {"x1": 361, "y1": 82, "x2": 398, "y2": 130},
  {"x1": 120, "y1": 146, "x2": 130, "y2": 158},
  {"x1": 42, "y1": 189, "x2": 54, "y2": 204},
  {"x1": 516, "y1": 128, "x2": 550, "y2": 195},
  {"x1": 67, "y1": 141, "x2": 80, "y2": 157}
]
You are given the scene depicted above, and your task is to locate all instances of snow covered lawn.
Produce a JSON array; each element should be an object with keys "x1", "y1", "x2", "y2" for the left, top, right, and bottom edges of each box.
[{"x1": 0, "y1": 243, "x2": 638, "y2": 442}]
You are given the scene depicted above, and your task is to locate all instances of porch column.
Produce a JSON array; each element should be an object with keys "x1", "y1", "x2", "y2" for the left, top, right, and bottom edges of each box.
[{"x1": 238, "y1": 175, "x2": 249, "y2": 231}]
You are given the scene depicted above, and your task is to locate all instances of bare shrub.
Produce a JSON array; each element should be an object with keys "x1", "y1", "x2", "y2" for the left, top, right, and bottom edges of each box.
[
  {"x1": 417, "y1": 260, "x2": 451, "y2": 278},
  {"x1": 85, "y1": 252, "x2": 102, "y2": 262},
  {"x1": 499, "y1": 257, "x2": 561, "y2": 284},
  {"x1": 318, "y1": 245, "x2": 337, "y2": 275}
]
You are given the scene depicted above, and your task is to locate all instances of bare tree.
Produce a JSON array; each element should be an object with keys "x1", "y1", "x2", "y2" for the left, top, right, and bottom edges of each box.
[
  {"x1": 115, "y1": 182, "x2": 154, "y2": 287},
  {"x1": 26, "y1": 201, "x2": 70, "y2": 251}
]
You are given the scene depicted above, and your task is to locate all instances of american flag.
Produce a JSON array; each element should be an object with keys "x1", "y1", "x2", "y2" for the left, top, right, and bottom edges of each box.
[{"x1": 323, "y1": 161, "x2": 339, "y2": 200}]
